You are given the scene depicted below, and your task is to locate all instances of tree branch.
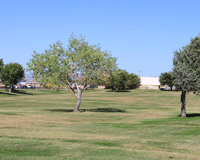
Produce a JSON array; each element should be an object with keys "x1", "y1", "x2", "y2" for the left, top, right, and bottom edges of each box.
[
  {"x1": 81, "y1": 83, "x2": 87, "y2": 94},
  {"x1": 66, "y1": 80, "x2": 78, "y2": 99}
]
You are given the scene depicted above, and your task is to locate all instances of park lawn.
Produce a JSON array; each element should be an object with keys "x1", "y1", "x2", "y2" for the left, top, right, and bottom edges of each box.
[{"x1": 0, "y1": 89, "x2": 200, "y2": 160}]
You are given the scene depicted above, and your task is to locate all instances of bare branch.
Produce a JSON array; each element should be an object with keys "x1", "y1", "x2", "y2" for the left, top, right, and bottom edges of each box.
[
  {"x1": 66, "y1": 80, "x2": 78, "y2": 99},
  {"x1": 81, "y1": 83, "x2": 87, "y2": 94}
]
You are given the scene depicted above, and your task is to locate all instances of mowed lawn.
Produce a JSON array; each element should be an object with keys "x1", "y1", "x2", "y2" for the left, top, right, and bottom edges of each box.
[{"x1": 0, "y1": 89, "x2": 200, "y2": 160}]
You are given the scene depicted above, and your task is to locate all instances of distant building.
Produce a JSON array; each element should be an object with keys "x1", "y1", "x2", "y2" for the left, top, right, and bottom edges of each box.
[
  {"x1": 17, "y1": 80, "x2": 39, "y2": 86},
  {"x1": 140, "y1": 77, "x2": 160, "y2": 90}
]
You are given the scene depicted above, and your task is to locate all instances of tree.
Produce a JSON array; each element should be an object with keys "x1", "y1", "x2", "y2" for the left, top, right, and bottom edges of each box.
[
  {"x1": 1, "y1": 63, "x2": 25, "y2": 92},
  {"x1": 0, "y1": 59, "x2": 3, "y2": 79},
  {"x1": 27, "y1": 34, "x2": 117, "y2": 112},
  {"x1": 106, "y1": 69, "x2": 140, "y2": 91},
  {"x1": 106, "y1": 69, "x2": 128, "y2": 91},
  {"x1": 159, "y1": 72, "x2": 174, "y2": 91},
  {"x1": 105, "y1": 71, "x2": 120, "y2": 91},
  {"x1": 127, "y1": 73, "x2": 141, "y2": 89},
  {"x1": 172, "y1": 35, "x2": 200, "y2": 117}
]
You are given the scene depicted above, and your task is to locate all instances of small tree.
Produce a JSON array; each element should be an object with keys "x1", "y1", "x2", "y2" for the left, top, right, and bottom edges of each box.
[
  {"x1": 105, "y1": 71, "x2": 120, "y2": 91},
  {"x1": 106, "y1": 69, "x2": 140, "y2": 91},
  {"x1": 0, "y1": 59, "x2": 3, "y2": 79},
  {"x1": 27, "y1": 34, "x2": 117, "y2": 112},
  {"x1": 1, "y1": 63, "x2": 25, "y2": 92},
  {"x1": 127, "y1": 73, "x2": 141, "y2": 89},
  {"x1": 159, "y1": 72, "x2": 174, "y2": 91},
  {"x1": 172, "y1": 35, "x2": 200, "y2": 117}
]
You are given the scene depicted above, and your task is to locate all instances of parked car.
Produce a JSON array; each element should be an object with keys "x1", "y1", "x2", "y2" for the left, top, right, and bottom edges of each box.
[
  {"x1": 16, "y1": 85, "x2": 22, "y2": 89},
  {"x1": 7, "y1": 85, "x2": 15, "y2": 89},
  {"x1": 160, "y1": 88, "x2": 165, "y2": 91},
  {"x1": 27, "y1": 85, "x2": 32, "y2": 89},
  {"x1": 21, "y1": 85, "x2": 28, "y2": 89}
]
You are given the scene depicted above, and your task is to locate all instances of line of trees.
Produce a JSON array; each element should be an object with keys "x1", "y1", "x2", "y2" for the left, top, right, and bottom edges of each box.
[{"x1": 2, "y1": 33, "x2": 199, "y2": 117}]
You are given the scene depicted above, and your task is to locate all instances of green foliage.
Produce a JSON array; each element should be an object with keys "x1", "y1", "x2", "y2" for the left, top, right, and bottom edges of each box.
[
  {"x1": 106, "y1": 69, "x2": 140, "y2": 91},
  {"x1": 172, "y1": 34, "x2": 200, "y2": 117},
  {"x1": 159, "y1": 72, "x2": 174, "y2": 89},
  {"x1": 27, "y1": 41, "x2": 67, "y2": 89},
  {"x1": 128, "y1": 73, "x2": 141, "y2": 89},
  {"x1": 1, "y1": 63, "x2": 25, "y2": 86},
  {"x1": 27, "y1": 34, "x2": 117, "y2": 91},
  {"x1": 0, "y1": 59, "x2": 4, "y2": 79},
  {"x1": 172, "y1": 35, "x2": 200, "y2": 92},
  {"x1": 66, "y1": 34, "x2": 117, "y2": 87},
  {"x1": 27, "y1": 34, "x2": 117, "y2": 111}
]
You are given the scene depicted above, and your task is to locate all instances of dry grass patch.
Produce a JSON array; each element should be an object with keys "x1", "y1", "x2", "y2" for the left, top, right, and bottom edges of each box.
[{"x1": 1, "y1": 89, "x2": 200, "y2": 159}]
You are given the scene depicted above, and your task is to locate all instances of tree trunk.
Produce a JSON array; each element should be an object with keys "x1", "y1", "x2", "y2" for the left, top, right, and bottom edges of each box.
[
  {"x1": 181, "y1": 91, "x2": 186, "y2": 117},
  {"x1": 112, "y1": 86, "x2": 116, "y2": 92},
  {"x1": 9, "y1": 85, "x2": 12, "y2": 93},
  {"x1": 74, "y1": 87, "x2": 82, "y2": 112},
  {"x1": 74, "y1": 96, "x2": 82, "y2": 112}
]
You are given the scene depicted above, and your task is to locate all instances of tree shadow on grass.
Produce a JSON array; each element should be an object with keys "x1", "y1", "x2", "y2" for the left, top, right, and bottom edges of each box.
[
  {"x1": 0, "y1": 91, "x2": 17, "y2": 96},
  {"x1": 0, "y1": 90, "x2": 34, "y2": 96},
  {"x1": 47, "y1": 108, "x2": 126, "y2": 113},
  {"x1": 106, "y1": 90, "x2": 131, "y2": 92},
  {"x1": 160, "y1": 90, "x2": 179, "y2": 92},
  {"x1": 178, "y1": 113, "x2": 200, "y2": 118},
  {"x1": 13, "y1": 90, "x2": 34, "y2": 95}
]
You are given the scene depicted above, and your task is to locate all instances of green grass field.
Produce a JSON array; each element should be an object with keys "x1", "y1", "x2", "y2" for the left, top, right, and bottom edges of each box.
[{"x1": 0, "y1": 89, "x2": 200, "y2": 160}]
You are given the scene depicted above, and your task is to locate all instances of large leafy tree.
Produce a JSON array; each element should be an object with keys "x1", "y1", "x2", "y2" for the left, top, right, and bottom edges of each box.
[
  {"x1": 27, "y1": 34, "x2": 117, "y2": 112},
  {"x1": 159, "y1": 72, "x2": 174, "y2": 91},
  {"x1": 1, "y1": 63, "x2": 25, "y2": 92},
  {"x1": 172, "y1": 35, "x2": 200, "y2": 117}
]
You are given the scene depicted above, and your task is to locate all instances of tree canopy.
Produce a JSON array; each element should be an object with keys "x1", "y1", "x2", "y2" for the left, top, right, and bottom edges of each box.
[
  {"x1": 1, "y1": 62, "x2": 25, "y2": 92},
  {"x1": 159, "y1": 72, "x2": 174, "y2": 90},
  {"x1": 27, "y1": 34, "x2": 117, "y2": 112},
  {"x1": 172, "y1": 34, "x2": 200, "y2": 117},
  {"x1": 106, "y1": 69, "x2": 140, "y2": 91},
  {"x1": 0, "y1": 59, "x2": 3, "y2": 79}
]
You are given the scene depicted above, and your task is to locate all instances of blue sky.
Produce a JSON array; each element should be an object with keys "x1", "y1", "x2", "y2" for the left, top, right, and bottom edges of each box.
[{"x1": 1, "y1": 0, "x2": 200, "y2": 77}]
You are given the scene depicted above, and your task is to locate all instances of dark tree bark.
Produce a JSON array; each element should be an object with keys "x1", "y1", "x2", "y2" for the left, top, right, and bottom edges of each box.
[{"x1": 181, "y1": 91, "x2": 186, "y2": 117}]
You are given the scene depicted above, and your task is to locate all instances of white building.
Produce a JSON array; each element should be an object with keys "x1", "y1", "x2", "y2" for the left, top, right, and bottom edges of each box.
[{"x1": 140, "y1": 77, "x2": 160, "y2": 90}]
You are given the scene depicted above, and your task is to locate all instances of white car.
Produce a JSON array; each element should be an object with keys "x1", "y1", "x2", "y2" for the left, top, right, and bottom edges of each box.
[{"x1": 27, "y1": 85, "x2": 32, "y2": 89}]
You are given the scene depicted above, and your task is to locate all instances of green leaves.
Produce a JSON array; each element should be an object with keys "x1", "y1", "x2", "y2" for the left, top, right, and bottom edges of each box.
[
  {"x1": 27, "y1": 34, "x2": 117, "y2": 92},
  {"x1": 106, "y1": 69, "x2": 140, "y2": 91},
  {"x1": 0, "y1": 59, "x2": 4, "y2": 78},
  {"x1": 159, "y1": 72, "x2": 174, "y2": 89},
  {"x1": 27, "y1": 41, "x2": 68, "y2": 89},
  {"x1": 1, "y1": 63, "x2": 25, "y2": 86},
  {"x1": 172, "y1": 35, "x2": 200, "y2": 93}
]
